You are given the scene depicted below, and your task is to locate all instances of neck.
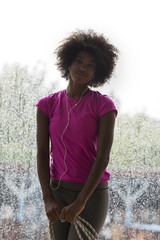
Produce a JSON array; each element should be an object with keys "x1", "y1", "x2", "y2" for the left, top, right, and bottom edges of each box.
[{"x1": 66, "y1": 82, "x2": 89, "y2": 98}]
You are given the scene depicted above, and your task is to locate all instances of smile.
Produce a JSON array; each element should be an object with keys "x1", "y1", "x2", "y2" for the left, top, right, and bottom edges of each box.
[{"x1": 76, "y1": 71, "x2": 87, "y2": 78}]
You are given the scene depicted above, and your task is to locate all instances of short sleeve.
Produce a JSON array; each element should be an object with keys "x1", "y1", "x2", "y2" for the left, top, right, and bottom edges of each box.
[
  {"x1": 36, "y1": 95, "x2": 50, "y2": 117},
  {"x1": 98, "y1": 94, "x2": 118, "y2": 117}
]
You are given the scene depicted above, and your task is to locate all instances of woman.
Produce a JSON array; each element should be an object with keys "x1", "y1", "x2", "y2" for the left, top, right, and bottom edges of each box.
[{"x1": 36, "y1": 30, "x2": 118, "y2": 239}]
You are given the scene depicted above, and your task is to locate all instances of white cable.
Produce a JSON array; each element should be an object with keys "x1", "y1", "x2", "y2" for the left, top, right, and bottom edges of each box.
[{"x1": 52, "y1": 88, "x2": 89, "y2": 190}]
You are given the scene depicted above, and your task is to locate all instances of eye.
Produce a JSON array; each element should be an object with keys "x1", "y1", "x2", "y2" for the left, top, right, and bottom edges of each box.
[
  {"x1": 88, "y1": 64, "x2": 96, "y2": 70},
  {"x1": 74, "y1": 58, "x2": 82, "y2": 64}
]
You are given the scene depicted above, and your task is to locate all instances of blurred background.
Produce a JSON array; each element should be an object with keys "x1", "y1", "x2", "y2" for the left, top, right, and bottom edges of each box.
[{"x1": 0, "y1": 0, "x2": 160, "y2": 239}]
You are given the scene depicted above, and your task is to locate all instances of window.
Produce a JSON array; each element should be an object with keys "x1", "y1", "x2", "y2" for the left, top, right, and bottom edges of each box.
[{"x1": 1, "y1": 64, "x2": 160, "y2": 239}]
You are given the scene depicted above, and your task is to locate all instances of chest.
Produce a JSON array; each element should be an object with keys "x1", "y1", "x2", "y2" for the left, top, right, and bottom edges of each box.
[{"x1": 49, "y1": 99, "x2": 98, "y2": 141}]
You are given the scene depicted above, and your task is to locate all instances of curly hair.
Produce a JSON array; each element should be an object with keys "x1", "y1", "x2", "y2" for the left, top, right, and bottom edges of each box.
[{"x1": 55, "y1": 30, "x2": 119, "y2": 87}]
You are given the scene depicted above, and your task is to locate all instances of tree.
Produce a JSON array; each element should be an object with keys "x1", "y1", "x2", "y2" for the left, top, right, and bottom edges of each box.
[
  {"x1": 0, "y1": 63, "x2": 55, "y2": 166},
  {"x1": 110, "y1": 113, "x2": 160, "y2": 171}
]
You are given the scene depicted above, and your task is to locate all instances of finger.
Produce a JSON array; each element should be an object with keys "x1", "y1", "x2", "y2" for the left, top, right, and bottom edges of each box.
[
  {"x1": 69, "y1": 216, "x2": 74, "y2": 224},
  {"x1": 71, "y1": 216, "x2": 76, "y2": 223},
  {"x1": 68, "y1": 215, "x2": 75, "y2": 224},
  {"x1": 60, "y1": 208, "x2": 66, "y2": 222},
  {"x1": 49, "y1": 211, "x2": 60, "y2": 222},
  {"x1": 68, "y1": 212, "x2": 78, "y2": 224},
  {"x1": 47, "y1": 210, "x2": 59, "y2": 222},
  {"x1": 47, "y1": 214, "x2": 57, "y2": 223},
  {"x1": 64, "y1": 211, "x2": 73, "y2": 223},
  {"x1": 57, "y1": 205, "x2": 62, "y2": 216},
  {"x1": 53, "y1": 208, "x2": 60, "y2": 219}
]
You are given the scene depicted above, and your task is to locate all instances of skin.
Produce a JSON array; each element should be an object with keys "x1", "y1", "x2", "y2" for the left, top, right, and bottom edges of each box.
[
  {"x1": 67, "y1": 51, "x2": 96, "y2": 98},
  {"x1": 36, "y1": 50, "x2": 116, "y2": 224}
]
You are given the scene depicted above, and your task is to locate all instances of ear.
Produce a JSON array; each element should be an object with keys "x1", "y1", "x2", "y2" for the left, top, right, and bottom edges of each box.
[{"x1": 88, "y1": 78, "x2": 94, "y2": 86}]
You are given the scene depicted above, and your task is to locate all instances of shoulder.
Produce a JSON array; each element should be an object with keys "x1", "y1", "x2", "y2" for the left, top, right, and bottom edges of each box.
[
  {"x1": 89, "y1": 89, "x2": 115, "y2": 105},
  {"x1": 36, "y1": 90, "x2": 65, "y2": 117},
  {"x1": 37, "y1": 89, "x2": 64, "y2": 104},
  {"x1": 89, "y1": 90, "x2": 118, "y2": 117}
]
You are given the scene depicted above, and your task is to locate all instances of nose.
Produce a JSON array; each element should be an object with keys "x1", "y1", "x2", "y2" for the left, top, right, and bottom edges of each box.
[{"x1": 79, "y1": 63, "x2": 87, "y2": 72}]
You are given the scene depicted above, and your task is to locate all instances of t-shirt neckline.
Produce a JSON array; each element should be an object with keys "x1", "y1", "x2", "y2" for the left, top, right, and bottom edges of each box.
[{"x1": 63, "y1": 89, "x2": 91, "y2": 101}]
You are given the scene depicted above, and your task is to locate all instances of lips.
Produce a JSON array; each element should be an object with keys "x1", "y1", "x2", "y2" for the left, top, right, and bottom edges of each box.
[{"x1": 76, "y1": 71, "x2": 87, "y2": 78}]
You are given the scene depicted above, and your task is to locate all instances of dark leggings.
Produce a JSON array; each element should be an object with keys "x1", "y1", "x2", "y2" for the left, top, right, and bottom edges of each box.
[{"x1": 50, "y1": 179, "x2": 109, "y2": 240}]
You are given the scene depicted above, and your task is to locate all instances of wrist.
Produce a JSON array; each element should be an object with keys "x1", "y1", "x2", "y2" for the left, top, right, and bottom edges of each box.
[{"x1": 76, "y1": 194, "x2": 87, "y2": 207}]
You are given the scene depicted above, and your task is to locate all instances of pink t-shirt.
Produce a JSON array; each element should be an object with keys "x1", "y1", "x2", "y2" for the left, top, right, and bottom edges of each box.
[{"x1": 36, "y1": 89, "x2": 117, "y2": 183}]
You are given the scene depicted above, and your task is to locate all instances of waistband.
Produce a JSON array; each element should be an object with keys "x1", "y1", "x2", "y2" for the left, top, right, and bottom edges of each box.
[{"x1": 50, "y1": 179, "x2": 109, "y2": 192}]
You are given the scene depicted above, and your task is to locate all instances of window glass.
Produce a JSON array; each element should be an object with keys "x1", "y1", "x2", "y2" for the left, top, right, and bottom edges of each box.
[{"x1": 0, "y1": 64, "x2": 160, "y2": 239}]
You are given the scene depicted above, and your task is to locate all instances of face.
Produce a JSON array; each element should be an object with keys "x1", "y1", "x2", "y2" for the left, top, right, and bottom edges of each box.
[{"x1": 69, "y1": 51, "x2": 96, "y2": 85}]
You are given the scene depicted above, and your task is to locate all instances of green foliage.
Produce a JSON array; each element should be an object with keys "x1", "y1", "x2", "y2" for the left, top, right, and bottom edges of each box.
[
  {"x1": 110, "y1": 113, "x2": 160, "y2": 170},
  {"x1": 0, "y1": 63, "x2": 55, "y2": 166},
  {"x1": 0, "y1": 63, "x2": 160, "y2": 171}
]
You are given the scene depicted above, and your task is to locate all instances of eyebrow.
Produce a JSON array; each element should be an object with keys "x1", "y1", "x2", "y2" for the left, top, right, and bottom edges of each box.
[{"x1": 76, "y1": 55, "x2": 96, "y2": 64}]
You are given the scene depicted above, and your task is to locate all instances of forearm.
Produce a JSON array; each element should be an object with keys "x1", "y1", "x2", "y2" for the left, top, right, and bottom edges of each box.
[
  {"x1": 76, "y1": 112, "x2": 115, "y2": 205},
  {"x1": 37, "y1": 153, "x2": 53, "y2": 201},
  {"x1": 76, "y1": 157, "x2": 109, "y2": 205}
]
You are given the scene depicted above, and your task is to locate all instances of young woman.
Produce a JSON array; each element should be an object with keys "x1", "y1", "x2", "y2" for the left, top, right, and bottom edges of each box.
[{"x1": 36, "y1": 30, "x2": 118, "y2": 239}]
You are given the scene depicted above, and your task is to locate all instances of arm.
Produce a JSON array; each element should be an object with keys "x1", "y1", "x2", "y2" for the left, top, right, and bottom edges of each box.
[
  {"x1": 36, "y1": 108, "x2": 61, "y2": 222},
  {"x1": 77, "y1": 110, "x2": 116, "y2": 203},
  {"x1": 60, "y1": 111, "x2": 116, "y2": 223}
]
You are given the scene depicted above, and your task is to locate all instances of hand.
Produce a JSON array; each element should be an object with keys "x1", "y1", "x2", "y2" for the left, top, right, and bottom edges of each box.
[
  {"x1": 44, "y1": 197, "x2": 62, "y2": 223},
  {"x1": 60, "y1": 200, "x2": 85, "y2": 223}
]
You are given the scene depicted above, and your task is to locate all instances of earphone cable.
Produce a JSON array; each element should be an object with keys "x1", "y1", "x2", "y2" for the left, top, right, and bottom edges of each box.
[{"x1": 52, "y1": 88, "x2": 89, "y2": 190}]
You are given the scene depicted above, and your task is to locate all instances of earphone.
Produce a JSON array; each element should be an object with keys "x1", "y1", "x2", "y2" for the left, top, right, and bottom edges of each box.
[{"x1": 52, "y1": 88, "x2": 89, "y2": 190}]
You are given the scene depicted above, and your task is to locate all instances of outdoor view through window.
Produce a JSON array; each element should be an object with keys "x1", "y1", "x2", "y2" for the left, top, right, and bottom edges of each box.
[{"x1": 0, "y1": 0, "x2": 160, "y2": 239}]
